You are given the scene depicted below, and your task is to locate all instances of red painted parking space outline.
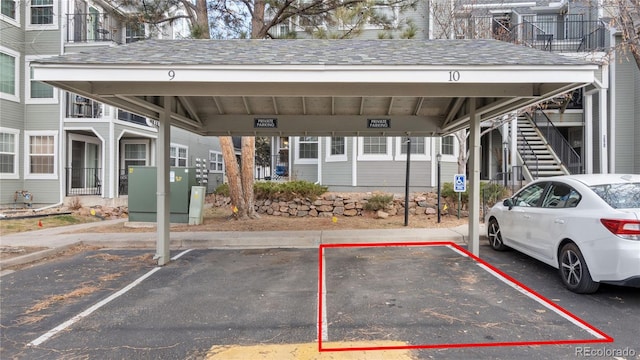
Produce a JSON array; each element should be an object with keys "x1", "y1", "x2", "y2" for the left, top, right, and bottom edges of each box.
[{"x1": 318, "y1": 241, "x2": 613, "y2": 352}]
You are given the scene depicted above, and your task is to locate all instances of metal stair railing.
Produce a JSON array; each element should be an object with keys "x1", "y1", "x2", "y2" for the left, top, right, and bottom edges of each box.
[
  {"x1": 517, "y1": 126, "x2": 540, "y2": 179},
  {"x1": 529, "y1": 108, "x2": 583, "y2": 174}
]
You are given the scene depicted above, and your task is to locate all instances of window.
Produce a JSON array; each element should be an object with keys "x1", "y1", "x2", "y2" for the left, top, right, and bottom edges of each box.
[
  {"x1": 542, "y1": 183, "x2": 581, "y2": 209},
  {"x1": 295, "y1": 136, "x2": 318, "y2": 164},
  {"x1": 400, "y1": 137, "x2": 425, "y2": 155},
  {"x1": 513, "y1": 182, "x2": 547, "y2": 207},
  {"x1": 1, "y1": 0, "x2": 19, "y2": 26},
  {"x1": 441, "y1": 136, "x2": 455, "y2": 156},
  {"x1": 26, "y1": 57, "x2": 56, "y2": 103},
  {"x1": 122, "y1": 142, "x2": 148, "y2": 170},
  {"x1": 326, "y1": 137, "x2": 347, "y2": 162},
  {"x1": 395, "y1": 137, "x2": 429, "y2": 161},
  {"x1": 126, "y1": 23, "x2": 146, "y2": 43},
  {"x1": 209, "y1": 151, "x2": 224, "y2": 172},
  {"x1": 358, "y1": 137, "x2": 393, "y2": 161},
  {"x1": 0, "y1": 47, "x2": 19, "y2": 102},
  {"x1": 28, "y1": 0, "x2": 57, "y2": 29},
  {"x1": 0, "y1": 128, "x2": 19, "y2": 179},
  {"x1": 170, "y1": 144, "x2": 188, "y2": 167},
  {"x1": 363, "y1": 137, "x2": 387, "y2": 154},
  {"x1": 25, "y1": 131, "x2": 57, "y2": 179}
]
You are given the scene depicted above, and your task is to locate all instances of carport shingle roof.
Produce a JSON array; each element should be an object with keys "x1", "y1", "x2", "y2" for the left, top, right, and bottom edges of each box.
[{"x1": 41, "y1": 39, "x2": 589, "y2": 66}]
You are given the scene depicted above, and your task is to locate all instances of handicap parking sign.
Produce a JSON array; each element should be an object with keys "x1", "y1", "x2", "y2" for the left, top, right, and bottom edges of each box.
[{"x1": 454, "y1": 174, "x2": 466, "y2": 192}]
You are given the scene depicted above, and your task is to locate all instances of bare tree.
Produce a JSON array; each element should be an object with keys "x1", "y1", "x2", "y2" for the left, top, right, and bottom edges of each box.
[{"x1": 605, "y1": 0, "x2": 640, "y2": 70}]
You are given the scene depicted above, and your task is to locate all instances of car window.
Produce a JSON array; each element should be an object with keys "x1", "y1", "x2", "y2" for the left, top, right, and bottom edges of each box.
[
  {"x1": 590, "y1": 182, "x2": 640, "y2": 209},
  {"x1": 513, "y1": 182, "x2": 547, "y2": 207},
  {"x1": 542, "y1": 183, "x2": 581, "y2": 208}
]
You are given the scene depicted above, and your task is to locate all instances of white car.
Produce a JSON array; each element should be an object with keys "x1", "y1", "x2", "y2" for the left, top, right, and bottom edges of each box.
[{"x1": 486, "y1": 174, "x2": 640, "y2": 293}]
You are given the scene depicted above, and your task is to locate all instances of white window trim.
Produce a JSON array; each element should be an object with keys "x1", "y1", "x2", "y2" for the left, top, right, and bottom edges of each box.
[
  {"x1": 26, "y1": 0, "x2": 59, "y2": 30},
  {"x1": 0, "y1": 127, "x2": 20, "y2": 179},
  {"x1": 208, "y1": 150, "x2": 224, "y2": 173},
  {"x1": 24, "y1": 130, "x2": 58, "y2": 179},
  {"x1": 440, "y1": 135, "x2": 459, "y2": 162},
  {"x1": 25, "y1": 56, "x2": 58, "y2": 104},
  {"x1": 394, "y1": 137, "x2": 431, "y2": 161},
  {"x1": 357, "y1": 136, "x2": 393, "y2": 161},
  {"x1": 325, "y1": 137, "x2": 347, "y2": 162},
  {"x1": 0, "y1": 46, "x2": 20, "y2": 103},
  {"x1": 294, "y1": 136, "x2": 318, "y2": 165},
  {"x1": 170, "y1": 143, "x2": 188, "y2": 167},
  {"x1": 0, "y1": 0, "x2": 20, "y2": 27},
  {"x1": 121, "y1": 139, "x2": 150, "y2": 168}
]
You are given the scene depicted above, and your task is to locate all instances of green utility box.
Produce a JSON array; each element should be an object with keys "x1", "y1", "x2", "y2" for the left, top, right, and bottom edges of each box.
[{"x1": 127, "y1": 166, "x2": 197, "y2": 223}]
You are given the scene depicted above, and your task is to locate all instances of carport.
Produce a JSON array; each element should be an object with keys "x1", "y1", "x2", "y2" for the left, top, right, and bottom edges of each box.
[{"x1": 32, "y1": 39, "x2": 597, "y2": 265}]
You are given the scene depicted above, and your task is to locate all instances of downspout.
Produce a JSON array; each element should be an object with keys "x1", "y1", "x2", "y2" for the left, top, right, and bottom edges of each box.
[
  {"x1": 352, "y1": 137, "x2": 357, "y2": 187},
  {"x1": 317, "y1": 138, "x2": 322, "y2": 184},
  {"x1": 607, "y1": 36, "x2": 616, "y2": 172}
]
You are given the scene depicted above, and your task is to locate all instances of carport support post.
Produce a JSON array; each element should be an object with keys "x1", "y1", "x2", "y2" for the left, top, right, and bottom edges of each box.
[
  {"x1": 156, "y1": 97, "x2": 173, "y2": 266},
  {"x1": 468, "y1": 98, "x2": 481, "y2": 256}
]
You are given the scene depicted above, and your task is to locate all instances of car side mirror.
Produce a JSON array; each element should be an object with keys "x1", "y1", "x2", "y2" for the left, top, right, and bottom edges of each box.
[{"x1": 503, "y1": 198, "x2": 514, "y2": 210}]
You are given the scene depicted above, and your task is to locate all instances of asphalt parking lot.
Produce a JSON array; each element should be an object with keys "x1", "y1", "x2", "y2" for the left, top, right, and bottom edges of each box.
[{"x1": 1, "y1": 243, "x2": 638, "y2": 359}]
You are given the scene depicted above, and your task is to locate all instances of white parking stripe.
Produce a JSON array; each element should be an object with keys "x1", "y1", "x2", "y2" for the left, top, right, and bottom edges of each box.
[
  {"x1": 28, "y1": 249, "x2": 193, "y2": 347},
  {"x1": 321, "y1": 249, "x2": 328, "y2": 342},
  {"x1": 446, "y1": 245, "x2": 606, "y2": 340}
]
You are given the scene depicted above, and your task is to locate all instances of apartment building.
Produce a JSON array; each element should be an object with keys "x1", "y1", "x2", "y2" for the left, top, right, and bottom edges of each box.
[
  {"x1": 279, "y1": 0, "x2": 639, "y2": 192},
  {"x1": 1, "y1": 0, "x2": 224, "y2": 209}
]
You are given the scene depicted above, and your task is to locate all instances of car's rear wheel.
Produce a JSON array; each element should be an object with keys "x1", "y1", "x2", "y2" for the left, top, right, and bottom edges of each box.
[
  {"x1": 487, "y1": 218, "x2": 507, "y2": 251},
  {"x1": 559, "y1": 243, "x2": 599, "y2": 294}
]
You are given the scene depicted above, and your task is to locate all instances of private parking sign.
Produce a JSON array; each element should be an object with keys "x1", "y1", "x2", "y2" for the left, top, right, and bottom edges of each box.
[{"x1": 454, "y1": 174, "x2": 466, "y2": 192}]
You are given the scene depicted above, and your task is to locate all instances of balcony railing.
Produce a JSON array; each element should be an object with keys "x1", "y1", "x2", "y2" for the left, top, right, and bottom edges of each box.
[
  {"x1": 67, "y1": 94, "x2": 103, "y2": 118},
  {"x1": 513, "y1": 15, "x2": 607, "y2": 52},
  {"x1": 66, "y1": 167, "x2": 102, "y2": 196},
  {"x1": 66, "y1": 13, "x2": 123, "y2": 44}
]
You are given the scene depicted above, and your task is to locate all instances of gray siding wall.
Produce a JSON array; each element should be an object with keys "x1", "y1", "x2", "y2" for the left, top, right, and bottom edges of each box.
[
  {"x1": 613, "y1": 39, "x2": 640, "y2": 173},
  {"x1": 293, "y1": 137, "x2": 440, "y2": 192}
]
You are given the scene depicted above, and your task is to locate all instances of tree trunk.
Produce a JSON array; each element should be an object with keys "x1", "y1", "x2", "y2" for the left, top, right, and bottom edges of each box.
[
  {"x1": 252, "y1": 0, "x2": 266, "y2": 38},
  {"x1": 241, "y1": 137, "x2": 257, "y2": 219},
  {"x1": 220, "y1": 136, "x2": 246, "y2": 217},
  {"x1": 195, "y1": 0, "x2": 210, "y2": 39}
]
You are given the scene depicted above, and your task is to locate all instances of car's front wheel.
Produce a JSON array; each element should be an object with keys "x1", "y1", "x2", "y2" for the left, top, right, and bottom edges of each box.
[
  {"x1": 487, "y1": 218, "x2": 507, "y2": 251},
  {"x1": 559, "y1": 243, "x2": 599, "y2": 294}
]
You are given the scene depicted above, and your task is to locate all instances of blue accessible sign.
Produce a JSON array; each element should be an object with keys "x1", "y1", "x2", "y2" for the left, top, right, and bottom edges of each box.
[{"x1": 454, "y1": 174, "x2": 466, "y2": 192}]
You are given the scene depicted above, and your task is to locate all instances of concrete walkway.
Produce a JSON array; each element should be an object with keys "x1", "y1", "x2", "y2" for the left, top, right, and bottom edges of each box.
[{"x1": 0, "y1": 218, "x2": 484, "y2": 268}]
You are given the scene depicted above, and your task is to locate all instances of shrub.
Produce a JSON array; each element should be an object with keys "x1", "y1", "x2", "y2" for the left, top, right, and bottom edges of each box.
[
  {"x1": 254, "y1": 180, "x2": 327, "y2": 201},
  {"x1": 482, "y1": 182, "x2": 510, "y2": 207},
  {"x1": 68, "y1": 197, "x2": 82, "y2": 210},
  {"x1": 440, "y1": 181, "x2": 509, "y2": 207},
  {"x1": 214, "y1": 183, "x2": 229, "y2": 197},
  {"x1": 364, "y1": 193, "x2": 394, "y2": 211}
]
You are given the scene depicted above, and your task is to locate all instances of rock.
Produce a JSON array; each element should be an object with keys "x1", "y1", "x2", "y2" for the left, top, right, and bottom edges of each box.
[
  {"x1": 376, "y1": 210, "x2": 389, "y2": 219},
  {"x1": 344, "y1": 202, "x2": 356, "y2": 210},
  {"x1": 297, "y1": 210, "x2": 309, "y2": 217},
  {"x1": 425, "y1": 207, "x2": 437, "y2": 215},
  {"x1": 333, "y1": 206, "x2": 344, "y2": 215},
  {"x1": 317, "y1": 205, "x2": 333, "y2": 212},
  {"x1": 309, "y1": 209, "x2": 318, "y2": 217},
  {"x1": 298, "y1": 205, "x2": 310, "y2": 211},
  {"x1": 344, "y1": 209, "x2": 358, "y2": 216}
]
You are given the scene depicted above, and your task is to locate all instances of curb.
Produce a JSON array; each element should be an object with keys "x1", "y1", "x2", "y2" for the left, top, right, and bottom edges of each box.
[{"x1": 0, "y1": 242, "x2": 78, "y2": 269}]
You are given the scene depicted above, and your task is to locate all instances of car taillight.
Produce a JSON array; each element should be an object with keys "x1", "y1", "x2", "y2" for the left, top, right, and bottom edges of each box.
[{"x1": 600, "y1": 219, "x2": 640, "y2": 240}]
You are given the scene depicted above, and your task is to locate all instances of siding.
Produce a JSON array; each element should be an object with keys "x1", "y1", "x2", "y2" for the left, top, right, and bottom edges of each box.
[
  {"x1": 25, "y1": 30, "x2": 60, "y2": 55},
  {"x1": 613, "y1": 38, "x2": 638, "y2": 173}
]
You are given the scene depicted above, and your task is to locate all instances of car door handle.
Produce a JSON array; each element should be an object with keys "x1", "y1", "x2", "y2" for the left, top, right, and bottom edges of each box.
[{"x1": 554, "y1": 219, "x2": 565, "y2": 224}]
